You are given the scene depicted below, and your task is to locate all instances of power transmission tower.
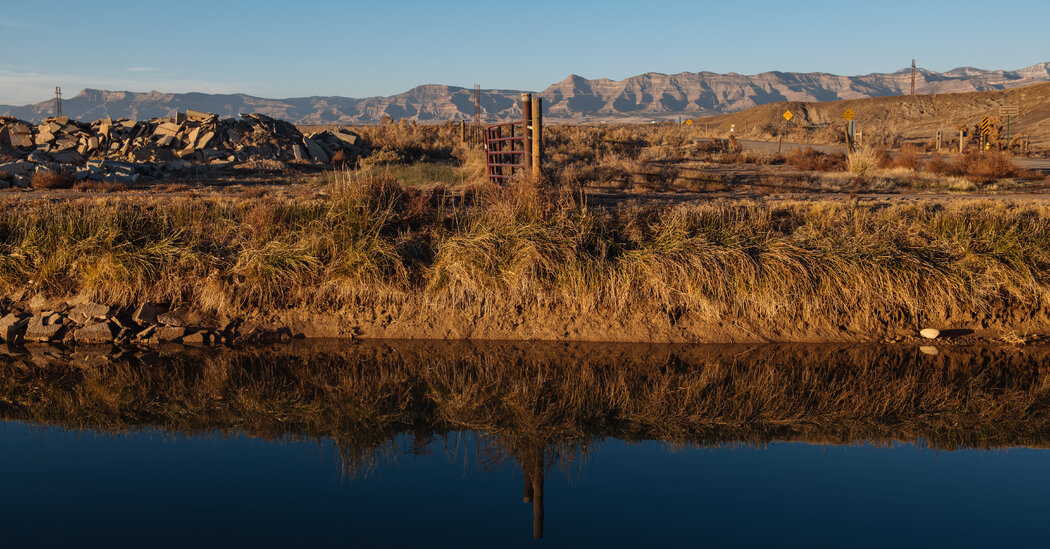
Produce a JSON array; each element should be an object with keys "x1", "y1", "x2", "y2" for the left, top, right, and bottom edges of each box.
[
  {"x1": 910, "y1": 59, "x2": 916, "y2": 96},
  {"x1": 472, "y1": 84, "x2": 481, "y2": 127},
  {"x1": 55, "y1": 87, "x2": 62, "y2": 117}
]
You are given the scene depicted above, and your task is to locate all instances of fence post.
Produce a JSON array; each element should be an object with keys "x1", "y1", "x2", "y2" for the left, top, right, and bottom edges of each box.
[
  {"x1": 531, "y1": 96, "x2": 542, "y2": 175},
  {"x1": 522, "y1": 93, "x2": 533, "y2": 175}
]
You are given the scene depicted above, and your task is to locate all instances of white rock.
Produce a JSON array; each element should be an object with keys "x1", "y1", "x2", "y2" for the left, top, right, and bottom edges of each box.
[
  {"x1": 919, "y1": 328, "x2": 940, "y2": 339},
  {"x1": 919, "y1": 345, "x2": 939, "y2": 356}
]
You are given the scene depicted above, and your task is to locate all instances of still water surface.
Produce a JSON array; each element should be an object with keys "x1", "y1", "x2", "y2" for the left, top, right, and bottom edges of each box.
[
  {"x1": 2, "y1": 341, "x2": 1050, "y2": 547},
  {"x1": 2, "y1": 420, "x2": 1048, "y2": 547}
]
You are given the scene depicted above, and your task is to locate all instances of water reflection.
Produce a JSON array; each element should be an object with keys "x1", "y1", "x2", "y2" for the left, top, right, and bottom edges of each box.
[{"x1": 2, "y1": 340, "x2": 1050, "y2": 544}]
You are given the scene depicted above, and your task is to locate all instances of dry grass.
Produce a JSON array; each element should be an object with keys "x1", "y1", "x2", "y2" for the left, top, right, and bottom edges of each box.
[
  {"x1": 73, "y1": 180, "x2": 126, "y2": 193},
  {"x1": 886, "y1": 143, "x2": 922, "y2": 170},
  {"x1": 846, "y1": 147, "x2": 882, "y2": 175},
  {"x1": 0, "y1": 174, "x2": 1049, "y2": 338}
]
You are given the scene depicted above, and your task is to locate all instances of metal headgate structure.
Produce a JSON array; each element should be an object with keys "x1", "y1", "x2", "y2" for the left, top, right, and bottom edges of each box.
[
  {"x1": 485, "y1": 93, "x2": 542, "y2": 183},
  {"x1": 485, "y1": 119, "x2": 529, "y2": 182}
]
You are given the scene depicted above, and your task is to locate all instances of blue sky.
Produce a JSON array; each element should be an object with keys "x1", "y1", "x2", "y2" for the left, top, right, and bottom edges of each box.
[{"x1": 0, "y1": 0, "x2": 1046, "y2": 104}]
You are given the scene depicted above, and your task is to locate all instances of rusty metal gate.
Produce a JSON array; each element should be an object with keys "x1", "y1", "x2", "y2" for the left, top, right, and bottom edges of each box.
[
  {"x1": 484, "y1": 93, "x2": 542, "y2": 183},
  {"x1": 485, "y1": 120, "x2": 529, "y2": 182}
]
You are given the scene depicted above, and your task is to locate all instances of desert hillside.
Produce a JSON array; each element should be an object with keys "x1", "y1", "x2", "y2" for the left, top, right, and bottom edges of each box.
[{"x1": 697, "y1": 81, "x2": 1050, "y2": 145}]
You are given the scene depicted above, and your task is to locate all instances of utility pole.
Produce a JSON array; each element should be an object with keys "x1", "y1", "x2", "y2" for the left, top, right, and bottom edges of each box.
[
  {"x1": 910, "y1": 59, "x2": 916, "y2": 96},
  {"x1": 54, "y1": 87, "x2": 62, "y2": 117}
]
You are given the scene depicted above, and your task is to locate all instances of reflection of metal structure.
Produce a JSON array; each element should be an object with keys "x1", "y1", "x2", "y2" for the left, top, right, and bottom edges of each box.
[{"x1": 520, "y1": 447, "x2": 545, "y2": 538}]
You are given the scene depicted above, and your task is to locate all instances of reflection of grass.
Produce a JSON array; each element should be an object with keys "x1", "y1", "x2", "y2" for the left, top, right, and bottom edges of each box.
[{"x1": 3, "y1": 342, "x2": 1050, "y2": 464}]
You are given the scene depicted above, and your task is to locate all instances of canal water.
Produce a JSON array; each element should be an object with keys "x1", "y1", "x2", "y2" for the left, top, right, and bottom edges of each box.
[{"x1": 1, "y1": 341, "x2": 1048, "y2": 547}]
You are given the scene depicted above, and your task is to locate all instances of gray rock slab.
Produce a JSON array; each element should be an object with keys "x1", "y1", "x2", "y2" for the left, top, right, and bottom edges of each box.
[
  {"x1": 74, "y1": 321, "x2": 116, "y2": 344},
  {"x1": 155, "y1": 326, "x2": 186, "y2": 341},
  {"x1": 0, "y1": 160, "x2": 35, "y2": 175},
  {"x1": 156, "y1": 310, "x2": 186, "y2": 327},
  {"x1": 25, "y1": 317, "x2": 64, "y2": 342},
  {"x1": 0, "y1": 313, "x2": 28, "y2": 342},
  {"x1": 132, "y1": 303, "x2": 160, "y2": 325},
  {"x1": 303, "y1": 138, "x2": 330, "y2": 163},
  {"x1": 71, "y1": 302, "x2": 111, "y2": 322}
]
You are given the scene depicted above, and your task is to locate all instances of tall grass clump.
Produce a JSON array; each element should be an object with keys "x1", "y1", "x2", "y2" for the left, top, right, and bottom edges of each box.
[{"x1": 846, "y1": 147, "x2": 881, "y2": 176}]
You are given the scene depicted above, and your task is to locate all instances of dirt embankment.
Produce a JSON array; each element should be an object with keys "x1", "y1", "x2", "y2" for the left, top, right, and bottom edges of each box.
[
  {"x1": 698, "y1": 81, "x2": 1050, "y2": 149},
  {"x1": 4, "y1": 285, "x2": 1047, "y2": 348}
]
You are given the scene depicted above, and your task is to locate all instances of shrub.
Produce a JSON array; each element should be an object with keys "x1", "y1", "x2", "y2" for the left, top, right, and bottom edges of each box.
[
  {"x1": 786, "y1": 147, "x2": 846, "y2": 171},
  {"x1": 925, "y1": 151, "x2": 1042, "y2": 182},
  {"x1": 31, "y1": 170, "x2": 73, "y2": 189},
  {"x1": 887, "y1": 144, "x2": 922, "y2": 170}
]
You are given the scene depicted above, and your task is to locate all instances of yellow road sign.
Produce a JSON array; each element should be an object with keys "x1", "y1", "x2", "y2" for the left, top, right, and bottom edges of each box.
[
  {"x1": 843, "y1": 108, "x2": 855, "y2": 121},
  {"x1": 783, "y1": 110, "x2": 793, "y2": 121},
  {"x1": 980, "y1": 116, "x2": 992, "y2": 135}
]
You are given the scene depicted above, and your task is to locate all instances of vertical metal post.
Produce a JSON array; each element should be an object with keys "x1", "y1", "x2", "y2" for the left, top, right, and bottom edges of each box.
[
  {"x1": 959, "y1": 130, "x2": 964, "y2": 154},
  {"x1": 1006, "y1": 115, "x2": 1011, "y2": 151},
  {"x1": 460, "y1": 120, "x2": 465, "y2": 143},
  {"x1": 531, "y1": 96, "x2": 542, "y2": 175},
  {"x1": 522, "y1": 93, "x2": 533, "y2": 175},
  {"x1": 910, "y1": 59, "x2": 916, "y2": 96},
  {"x1": 936, "y1": 131, "x2": 941, "y2": 152}
]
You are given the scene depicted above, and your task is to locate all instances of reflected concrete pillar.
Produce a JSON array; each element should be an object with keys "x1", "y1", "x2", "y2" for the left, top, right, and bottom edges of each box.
[
  {"x1": 531, "y1": 455, "x2": 544, "y2": 539},
  {"x1": 519, "y1": 447, "x2": 545, "y2": 539}
]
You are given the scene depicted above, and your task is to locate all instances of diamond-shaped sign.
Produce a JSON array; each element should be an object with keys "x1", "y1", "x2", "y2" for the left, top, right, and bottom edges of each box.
[
  {"x1": 843, "y1": 108, "x2": 855, "y2": 121},
  {"x1": 783, "y1": 110, "x2": 793, "y2": 121}
]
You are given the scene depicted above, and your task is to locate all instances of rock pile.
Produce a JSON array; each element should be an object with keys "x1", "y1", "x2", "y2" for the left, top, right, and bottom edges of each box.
[
  {"x1": 0, "y1": 300, "x2": 297, "y2": 347},
  {"x1": 0, "y1": 110, "x2": 367, "y2": 187}
]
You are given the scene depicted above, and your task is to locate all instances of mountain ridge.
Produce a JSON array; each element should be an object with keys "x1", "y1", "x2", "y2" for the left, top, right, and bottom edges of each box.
[{"x1": 2, "y1": 63, "x2": 1048, "y2": 124}]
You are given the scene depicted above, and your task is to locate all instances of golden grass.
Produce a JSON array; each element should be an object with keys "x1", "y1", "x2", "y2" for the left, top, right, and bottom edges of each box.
[
  {"x1": 1, "y1": 175, "x2": 1049, "y2": 337},
  {"x1": 846, "y1": 147, "x2": 882, "y2": 176}
]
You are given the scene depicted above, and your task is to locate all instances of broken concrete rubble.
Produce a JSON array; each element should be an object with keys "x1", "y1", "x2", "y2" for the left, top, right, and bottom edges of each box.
[{"x1": 0, "y1": 111, "x2": 368, "y2": 185}]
